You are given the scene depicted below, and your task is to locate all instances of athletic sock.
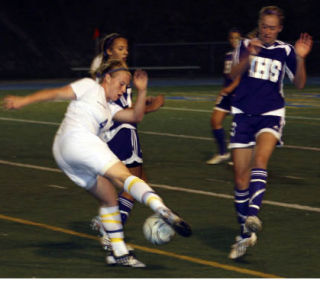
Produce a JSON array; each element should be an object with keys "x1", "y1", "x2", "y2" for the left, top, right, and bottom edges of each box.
[
  {"x1": 248, "y1": 168, "x2": 268, "y2": 216},
  {"x1": 213, "y1": 128, "x2": 226, "y2": 155},
  {"x1": 234, "y1": 187, "x2": 250, "y2": 238},
  {"x1": 118, "y1": 191, "x2": 134, "y2": 225},
  {"x1": 124, "y1": 176, "x2": 166, "y2": 212},
  {"x1": 99, "y1": 206, "x2": 128, "y2": 257}
]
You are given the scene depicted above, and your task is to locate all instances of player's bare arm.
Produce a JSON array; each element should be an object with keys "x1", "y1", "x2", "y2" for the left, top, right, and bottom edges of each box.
[
  {"x1": 3, "y1": 85, "x2": 76, "y2": 110},
  {"x1": 113, "y1": 69, "x2": 148, "y2": 123},
  {"x1": 294, "y1": 33, "x2": 313, "y2": 89}
]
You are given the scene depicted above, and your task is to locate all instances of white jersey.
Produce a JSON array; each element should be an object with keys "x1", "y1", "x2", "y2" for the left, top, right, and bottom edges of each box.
[
  {"x1": 56, "y1": 78, "x2": 122, "y2": 137},
  {"x1": 53, "y1": 78, "x2": 122, "y2": 189}
]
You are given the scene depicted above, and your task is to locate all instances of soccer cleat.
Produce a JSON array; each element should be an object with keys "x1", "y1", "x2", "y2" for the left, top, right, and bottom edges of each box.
[
  {"x1": 90, "y1": 216, "x2": 112, "y2": 251},
  {"x1": 158, "y1": 208, "x2": 192, "y2": 237},
  {"x1": 206, "y1": 153, "x2": 231, "y2": 165},
  {"x1": 228, "y1": 233, "x2": 257, "y2": 259},
  {"x1": 245, "y1": 216, "x2": 262, "y2": 233},
  {"x1": 106, "y1": 251, "x2": 146, "y2": 268},
  {"x1": 90, "y1": 216, "x2": 134, "y2": 252}
]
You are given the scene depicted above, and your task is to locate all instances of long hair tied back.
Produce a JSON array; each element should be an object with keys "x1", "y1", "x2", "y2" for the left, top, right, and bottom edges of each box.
[{"x1": 101, "y1": 33, "x2": 123, "y2": 59}]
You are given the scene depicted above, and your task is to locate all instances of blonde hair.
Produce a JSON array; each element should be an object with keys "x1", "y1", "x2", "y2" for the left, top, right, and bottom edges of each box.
[
  {"x1": 259, "y1": 6, "x2": 284, "y2": 25},
  {"x1": 96, "y1": 59, "x2": 130, "y2": 83}
]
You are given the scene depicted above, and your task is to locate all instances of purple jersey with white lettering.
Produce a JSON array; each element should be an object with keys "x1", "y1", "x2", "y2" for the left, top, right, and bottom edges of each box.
[
  {"x1": 223, "y1": 51, "x2": 234, "y2": 87},
  {"x1": 232, "y1": 39, "x2": 297, "y2": 115}
]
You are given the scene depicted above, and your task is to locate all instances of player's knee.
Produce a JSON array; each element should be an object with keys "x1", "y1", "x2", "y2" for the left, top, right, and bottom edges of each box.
[
  {"x1": 234, "y1": 174, "x2": 250, "y2": 189},
  {"x1": 254, "y1": 155, "x2": 269, "y2": 169}
]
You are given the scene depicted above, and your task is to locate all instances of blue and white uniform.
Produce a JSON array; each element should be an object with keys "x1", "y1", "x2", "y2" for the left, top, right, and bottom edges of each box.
[
  {"x1": 229, "y1": 38, "x2": 298, "y2": 148},
  {"x1": 214, "y1": 51, "x2": 235, "y2": 112},
  {"x1": 100, "y1": 87, "x2": 143, "y2": 168}
]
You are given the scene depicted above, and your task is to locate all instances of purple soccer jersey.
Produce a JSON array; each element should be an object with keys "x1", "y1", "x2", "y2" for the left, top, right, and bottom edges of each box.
[
  {"x1": 232, "y1": 38, "x2": 297, "y2": 115},
  {"x1": 223, "y1": 51, "x2": 234, "y2": 87},
  {"x1": 215, "y1": 51, "x2": 236, "y2": 112}
]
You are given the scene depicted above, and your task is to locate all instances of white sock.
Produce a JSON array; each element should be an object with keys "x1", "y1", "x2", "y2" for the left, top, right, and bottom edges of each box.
[
  {"x1": 99, "y1": 206, "x2": 128, "y2": 257},
  {"x1": 124, "y1": 176, "x2": 166, "y2": 212}
]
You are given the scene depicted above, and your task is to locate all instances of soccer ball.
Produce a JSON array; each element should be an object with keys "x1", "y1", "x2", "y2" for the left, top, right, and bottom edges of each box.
[{"x1": 143, "y1": 214, "x2": 175, "y2": 245}]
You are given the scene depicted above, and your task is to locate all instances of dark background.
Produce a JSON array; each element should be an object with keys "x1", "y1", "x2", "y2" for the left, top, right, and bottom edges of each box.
[{"x1": 0, "y1": 0, "x2": 318, "y2": 79}]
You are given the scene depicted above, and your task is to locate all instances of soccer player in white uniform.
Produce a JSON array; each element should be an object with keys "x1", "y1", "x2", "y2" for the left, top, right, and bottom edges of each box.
[
  {"x1": 207, "y1": 28, "x2": 241, "y2": 165},
  {"x1": 227, "y1": 6, "x2": 313, "y2": 259},
  {"x1": 89, "y1": 33, "x2": 164, "y2": 250},
  {"x1": 3, "y1": 59, "x2": 191, "y2": 267}
]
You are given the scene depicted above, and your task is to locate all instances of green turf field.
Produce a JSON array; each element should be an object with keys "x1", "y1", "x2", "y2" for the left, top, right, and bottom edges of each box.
[{"x1": 0, "y1": 82, "x2": 319, "y2": 278}]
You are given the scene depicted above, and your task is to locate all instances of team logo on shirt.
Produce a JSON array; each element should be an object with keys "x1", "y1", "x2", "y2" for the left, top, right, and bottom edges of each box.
[
  {"x1": 249, "y1": 56, "x2": 282, "y2": 83},
  {"x1": 99, "y1": 119, "x2": 109, "y2": 129}
]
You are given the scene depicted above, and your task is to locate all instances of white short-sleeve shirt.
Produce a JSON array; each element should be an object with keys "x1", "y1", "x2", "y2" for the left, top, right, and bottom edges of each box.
[{"x1": 53, "y1": 78, "x2": 122, "y2": 189}]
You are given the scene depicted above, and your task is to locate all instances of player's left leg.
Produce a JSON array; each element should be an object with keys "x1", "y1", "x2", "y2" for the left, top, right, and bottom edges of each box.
[
  {"x1": 89, "y1": 176, "x2": 145, "y2": 268},
  {"x1": 232, "y1": 147, "x2": 254, "y2": 237}
]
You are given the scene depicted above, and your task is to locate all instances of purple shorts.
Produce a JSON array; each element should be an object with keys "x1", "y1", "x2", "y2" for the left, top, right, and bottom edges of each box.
[
  {"x1": 107, "y1": 128, "x2": 143, "y2": 167},
  {"x1": 229, "y1": 114, "x2": 285, "y2": 149},
  {"x1": 214, "y1": 93, "x2": 232, "y2": 112}
]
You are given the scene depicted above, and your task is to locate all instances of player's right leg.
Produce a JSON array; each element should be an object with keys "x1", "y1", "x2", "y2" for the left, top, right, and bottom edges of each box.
[
  {"x1": 228, "y1": 146, "x2": 256, "y2": 259},
  {"x1": 104, "y1": 161, "x2": 192, "y2": 238}
]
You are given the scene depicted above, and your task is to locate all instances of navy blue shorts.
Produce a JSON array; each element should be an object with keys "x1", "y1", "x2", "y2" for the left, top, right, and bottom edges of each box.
[
  {"x1": 229, "y1": 114, "x2": 285, "y2": 149},
  {"x1": 214, "y1": 93, "x2": 232, "y2": 112},
  {"x1": 107, "y1": 128, "x2": 143, "y2": 167}
]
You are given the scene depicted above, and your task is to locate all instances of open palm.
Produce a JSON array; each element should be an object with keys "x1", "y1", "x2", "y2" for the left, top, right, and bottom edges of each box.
[{"x1": 295, "y1": 33, "x2": 313, "y2": 58}]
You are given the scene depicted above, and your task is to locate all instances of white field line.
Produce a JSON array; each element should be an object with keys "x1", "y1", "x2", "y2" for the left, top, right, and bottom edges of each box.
[
  {"x1": 48, "y1": 185, "x2": 67, "y2": 189},
  {"x1": 0, "y1": 159, "x2": 319, "y2": 214},
  {"x1": 139, "y1": 130, "x2": 320, "y2": 152},
  {"x1": 1, "y1": 116, "x2": 319, "y2": 151},
  {"x1": 162, "y1": 106, "x2": 320, "y2": 121}
]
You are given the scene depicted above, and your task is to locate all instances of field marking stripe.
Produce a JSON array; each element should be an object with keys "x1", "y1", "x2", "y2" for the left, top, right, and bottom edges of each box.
[
  {"x1": 162, "y1": 107, "x2": 320, "y2": 121},
  {"x1": 1, "y1": 159, "x2": 319, "y2": 214},
  {"x1": 0, "y1": 159, "x2": 61, "y2": 172},
  {"x1": 0, "y1": 117, "x2": 60, "y2": 126},
  {"x1": 0, "y1": 116, "x2": 319, "y2": 151},
  {"x1": 139, "y1": 131, "x2": 320, "y2": 152},
  {"x1": 150, "y1": 183, "x2": 320, "y2": 213},
  {"x1": 0, "y1": 214, "x2": 97, "y2": 240},
  {"x1": 0, "y1": 213, "x2": 280, "y2": 278}
]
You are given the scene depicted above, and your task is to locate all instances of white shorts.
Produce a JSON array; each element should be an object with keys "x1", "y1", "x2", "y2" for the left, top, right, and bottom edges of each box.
[{"x1": 52, "y1": 131, "x2": 119, "y2": 190}]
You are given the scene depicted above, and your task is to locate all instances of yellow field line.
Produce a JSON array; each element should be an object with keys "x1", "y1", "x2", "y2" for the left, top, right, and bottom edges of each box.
[{"x1": 0, "y1": 213, "x2": 281, "y2": 278}]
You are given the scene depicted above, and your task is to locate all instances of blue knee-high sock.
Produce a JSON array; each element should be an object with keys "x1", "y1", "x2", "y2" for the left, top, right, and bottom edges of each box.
[
  {"x1": 118, "y1": 192, "x2": 135, "y2": 225},
  {"x1": 212, "y1": 128, "x2": 227, "y2": 155},
  {"x1": 248, "y1": 168, "x2": 268, "y2": 217},
  {"x1": 234, "y1": 187, "x2": 250, "y2": 238}
]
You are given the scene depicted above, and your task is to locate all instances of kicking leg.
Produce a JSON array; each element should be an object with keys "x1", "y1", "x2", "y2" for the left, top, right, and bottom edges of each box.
[{"x1": 105, "y1": 161, "x2": 192, "y2": 237}]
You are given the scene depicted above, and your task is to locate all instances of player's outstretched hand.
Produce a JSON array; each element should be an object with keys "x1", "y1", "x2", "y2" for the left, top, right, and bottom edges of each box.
[
  {"x1": 133, "y1": 69, "x2": 148, "y2": 92},
  {"x1": 3, "y1": 95, "x2": 27, "y2": 110},
  {"x1": 295, "y1": 33, "x2": 313, "y2": 59},
  {"x1": 145, "y1": 95, "x2": 165, "y2": 113}
]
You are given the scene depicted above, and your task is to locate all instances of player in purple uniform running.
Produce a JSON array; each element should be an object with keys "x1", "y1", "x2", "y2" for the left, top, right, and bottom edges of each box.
[
  {"x1": 207, "y1": 28, "x2": 241, "y2": 165},
  {"x1": 227, "y1": 6, "x2": 313, "y2": 259},
  {"x1": 90, "y1": 33, "x2": 165, "y2": 251}
]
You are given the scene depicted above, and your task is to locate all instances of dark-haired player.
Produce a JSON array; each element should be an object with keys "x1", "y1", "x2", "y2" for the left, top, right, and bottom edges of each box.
[
  {"x1": 207, "y1": 28, "x2": 241, "y2": 165},
  {"x1": 90, "y1": 33, "x2": 165, "y2": 251}
]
